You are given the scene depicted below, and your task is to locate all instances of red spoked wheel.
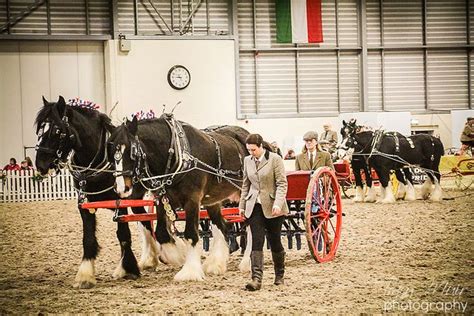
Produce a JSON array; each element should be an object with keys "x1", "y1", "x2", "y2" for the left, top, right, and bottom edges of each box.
[{"x1": 304, "y1": 167, "x2": 343, "y2": 263}]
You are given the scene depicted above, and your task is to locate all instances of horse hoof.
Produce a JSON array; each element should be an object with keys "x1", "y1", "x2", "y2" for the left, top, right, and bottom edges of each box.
[
  {"x1": 74, "y1": 280, "x2": 96, "y2": 289},
  {"x1": 124, "y1": 273, "x2": 140, "y2": 280},
  {"x1": 139, "y1": 257, "x2": 159, "y2": 271}
]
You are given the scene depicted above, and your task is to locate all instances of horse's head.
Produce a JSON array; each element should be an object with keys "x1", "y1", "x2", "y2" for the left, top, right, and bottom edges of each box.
[
  {"x1": 107, "y1": 116, "x2": 141, "y2": 198},
  {"x1": 35, "y1": 96, "x2": 82, "y2": 176},
  {"x1": 337, "y1": 119, "x2": 359, "y2": 160}
]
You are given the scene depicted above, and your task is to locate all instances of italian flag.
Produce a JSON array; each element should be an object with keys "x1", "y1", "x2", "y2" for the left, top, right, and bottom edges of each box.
[{"x1": 276, "y1": 0, "x2": 323, "y2": 44}]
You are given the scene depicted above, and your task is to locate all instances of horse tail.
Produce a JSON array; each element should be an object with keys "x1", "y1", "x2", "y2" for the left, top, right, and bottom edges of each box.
[{"x1": 433, "y1": 136, "x2": 444, "y2": 157}]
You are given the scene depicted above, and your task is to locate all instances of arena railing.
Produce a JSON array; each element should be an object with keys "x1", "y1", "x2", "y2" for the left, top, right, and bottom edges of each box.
[{"x1": 0, "y1": 170, "x2": 77, "y2": 203}]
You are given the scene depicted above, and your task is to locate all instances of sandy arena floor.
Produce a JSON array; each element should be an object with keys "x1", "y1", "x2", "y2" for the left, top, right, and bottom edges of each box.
[{"x1": 0, "y1": 188, "x2": 473, "y2": 314}]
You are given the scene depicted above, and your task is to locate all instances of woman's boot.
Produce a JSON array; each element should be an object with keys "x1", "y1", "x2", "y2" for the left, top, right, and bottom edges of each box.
[
  {"x1": 272, "y1": 251, "x2": 285, "y2": 285},
  {"x1": 245, "y1": 251, "x2": 263, "y2": 291}
]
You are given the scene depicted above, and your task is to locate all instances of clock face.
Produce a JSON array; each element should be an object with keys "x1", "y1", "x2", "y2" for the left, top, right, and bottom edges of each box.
[{"x1": 167, "y1": 65, "x2": 191, "y2": 90}]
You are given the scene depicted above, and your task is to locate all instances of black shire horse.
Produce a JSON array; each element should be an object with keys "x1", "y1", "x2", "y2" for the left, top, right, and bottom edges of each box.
[
  {"x1": 338, "y1": 122, "x2": 377, "y2": 203},
  {"x1": 339, "y1": 121, "x2": 414, "y2": 202},
  {"x1": 108, "y1": 114, "x2": 250, "y2": 281},
  {"x1": 35, "y1": 96, "x2": 159, "y2": 288},
  {"x1": 340, "y1": 119, "x2": 444, "y2": 203}
]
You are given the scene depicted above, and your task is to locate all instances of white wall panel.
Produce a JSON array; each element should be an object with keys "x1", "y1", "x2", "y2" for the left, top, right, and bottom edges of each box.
[
  {"x1": 470, "y1": 0, "x2": 474, "y2": 43},
  {"x1": 18, "y1": 42, "x2": 51, "y2": 152},
  {"x1": 426, "y1": 0, "x2": 467, "y2": 45},
  {"x1": 383, "y1": 0, "x2": 423, "y2": 45},
  {"x1": 339, "y1": 52, "x2": 360, "y2": 112},
  {"x1": 239, "y1": 52, "x2": 256, "y2": 115},
  {"x1": 338, "y1": 0, "x2": 359, "y2": 47},
  {"x1": 0, "y1": 42, "x2": 23, "y2": 167},
  {"x1": 106, "y1": 40, "x2": 236, "y2": 126},
  {"x1": 255, "y1": 0, "x2": 278, "y2": 48},
  {"x1": 321, "y1": 0, "x2": 337, "y2": 46},
  {"x1": 427, "y1": 50, "x2": 468, "y2": 110},
  {"x1": 256, "y1": 52, "x2": 297, "y2": 114},
  {"x1": 384, "y1": 51, "x2": 425, "y2": 111},
  {"x1": 366, "y1": 0, "x2": 381, "y2": 47},
  {"x1": 49, "y1": 42, "x2": 80, "y2": 98},
  {"x1": 238, "y1": 0, "x2": 255, "y2": 49},
  {"x1": 298, "y1": 51, "x2": 338, "y2": 114},
  {"x1": 367, "y1": 51, "x2": 383, "y2": 111},
  {"x1": 77, "y1": 43, "x2": 105, "y2": 103},
  {"x1": 0, "y1": 41, "x2": 105, "y2": 166}
]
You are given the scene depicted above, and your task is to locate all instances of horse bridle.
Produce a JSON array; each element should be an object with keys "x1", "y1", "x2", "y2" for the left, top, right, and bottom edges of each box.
[
  {"x1": 36, "y1": 113, "x2": 79, "y2": 168},
  {"x1": 112, "y1": 136, "x2": 147, "y2": 182}
]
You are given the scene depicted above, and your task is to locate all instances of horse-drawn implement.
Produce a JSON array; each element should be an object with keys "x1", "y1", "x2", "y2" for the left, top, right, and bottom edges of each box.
[
  {"x1": 34, "y1": 96, "x2": 343, "y2": 287},
  {"x1": 80, "y1": 167, "x2": 343, "y2": 264}
]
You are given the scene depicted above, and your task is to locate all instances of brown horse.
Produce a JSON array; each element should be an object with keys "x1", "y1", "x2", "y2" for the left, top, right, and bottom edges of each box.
[{"x1": 108, "y1": 114, "x2": 252, "y2": 280}]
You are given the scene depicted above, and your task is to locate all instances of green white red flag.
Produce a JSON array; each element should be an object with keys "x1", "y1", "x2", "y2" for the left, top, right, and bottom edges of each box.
[{"x1": 276, "y1": 0, "x2": 323, "y2": 44}]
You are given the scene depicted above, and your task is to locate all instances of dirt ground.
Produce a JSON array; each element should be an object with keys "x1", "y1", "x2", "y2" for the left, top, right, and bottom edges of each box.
[{"x1": 0, "y1": 187, "x2": 473, "y2": 314}]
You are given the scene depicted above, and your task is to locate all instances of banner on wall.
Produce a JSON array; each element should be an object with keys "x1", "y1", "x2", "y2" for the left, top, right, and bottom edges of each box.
[{"x1": 276, "y1": 0, "x2": 323, "y2": 44}]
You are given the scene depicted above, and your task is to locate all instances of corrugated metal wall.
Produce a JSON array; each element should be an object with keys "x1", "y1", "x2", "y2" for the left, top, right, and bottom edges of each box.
[
  {"x1": 0, "y1": 0, "x2": 110, "y2": 35},
  {"x1": 238, "y1": 0, "x2": 360, "y2": 117},
  {"x1": 238, "y1": 0, "x2": 473, "y2": 118},
  {"x1": 117, "y1": 0, "x2": 229, "y2": 36}
]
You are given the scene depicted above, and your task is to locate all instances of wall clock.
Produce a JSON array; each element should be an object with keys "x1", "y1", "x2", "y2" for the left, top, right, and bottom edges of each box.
[{"x1": 167, "y1": 65, "x2": 191, "y2": 90}]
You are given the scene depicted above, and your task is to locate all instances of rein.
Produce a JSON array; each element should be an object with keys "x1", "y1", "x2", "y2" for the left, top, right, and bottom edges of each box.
[{"x1": 117, "y1": 114, "x2": 244, "y2": 193}]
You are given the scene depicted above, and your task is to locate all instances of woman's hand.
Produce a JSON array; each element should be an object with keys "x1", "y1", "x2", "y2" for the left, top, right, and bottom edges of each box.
[{"x1": 272, "y1": 206, "x2": 282, "y2": 217}]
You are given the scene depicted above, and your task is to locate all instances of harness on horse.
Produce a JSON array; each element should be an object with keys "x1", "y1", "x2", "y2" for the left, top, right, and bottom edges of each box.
[
  {"x1": 372, "y1": 131, "x2": 415, "y2": 155},
  {"x1": 127, "y1": 113, "x2": 244, "y2": 194},
  {"x1": 36, "y1": 106, "x2": 115, "y2": 203}
]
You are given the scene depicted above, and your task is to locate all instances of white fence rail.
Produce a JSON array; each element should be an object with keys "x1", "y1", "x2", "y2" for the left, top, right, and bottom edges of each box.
[{"x1": 0, "y1": 170, "x2": 77, "y2": 203}]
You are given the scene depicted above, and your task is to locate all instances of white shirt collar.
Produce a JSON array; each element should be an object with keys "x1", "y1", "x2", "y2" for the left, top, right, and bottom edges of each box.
[{"x1": 255, "y1": 149, "x2": 266, "y2": 162}]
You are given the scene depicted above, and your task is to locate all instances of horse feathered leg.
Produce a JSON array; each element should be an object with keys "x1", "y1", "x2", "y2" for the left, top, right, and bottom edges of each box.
[
  {"x1": 395, "y1": 169, "x2": 407, "y2": 200},
  {"x1": 174, "y1": 199, "x2": 205, "y2": 281},
  {"x1": 74, "y1": 209, "x2": 99, "y2": 289},
  {"x1": 239, "y1": 226, "x2": 252, "y2": 273},
  {"x1": 203, "y1": 204, "x2": 230, "y2": 275},
  {"x1": 364, "y1": 185, "x2": 377, "y2": 202},
  {"x1": 352, "y1": 161, "x2": 365, "y2": 202},
  {"x1": 353, "y1": 186, "x2": 364, "y2": 202},
  {"x1": 113, "y1": 221, "x2": 140, "y2": 280},
  {"x1": 137, "y1": 222, "x2": 160, "y2": 271},
  {"x1": 405, "y1": 181, "x2": 416, "y2": 201},
  {"x1": 421, "y1": 178, "x2": 433, "y2": 200},
  {"x1": 154, "y1": 203, "x2": 186, "y2": 266},
  {"x1": 378, "y1": 169, "x2": 396, "y2": 203}
]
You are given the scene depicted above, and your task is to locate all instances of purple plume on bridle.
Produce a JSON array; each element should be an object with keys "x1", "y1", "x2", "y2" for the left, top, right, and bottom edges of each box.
[
  {"x1": 131, "y1": 109, "x2": 156, "y2": 121},
  {"x1": 67, "y1": 97, "x2": 100, "y2": 110}
]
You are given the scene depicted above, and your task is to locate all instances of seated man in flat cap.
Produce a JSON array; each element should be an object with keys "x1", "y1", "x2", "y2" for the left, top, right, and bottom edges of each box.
[{"x1": 295, "y1": 131, "x2": 334, "y2": 171}]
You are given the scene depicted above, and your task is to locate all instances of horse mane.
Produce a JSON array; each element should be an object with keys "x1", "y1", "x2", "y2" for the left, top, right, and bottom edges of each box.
[{"x1": 35, "y1": 102, "x2": 114, "y2": 133}]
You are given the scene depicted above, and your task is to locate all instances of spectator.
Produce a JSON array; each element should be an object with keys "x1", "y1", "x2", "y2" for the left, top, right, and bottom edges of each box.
[
  {"x1": 458, "y1": 117, "x2": 474, "y2": 156},
  {"x1": 3, "y1": 158, "x2": 20, "y2": 171},
  {"x1": 295, "y1": 131, "x2": 333, "y2": 171},
  {"x1": 270, "y1": 141, "x2": 283, "y2": 157},
  {"x1": 20, "y1": 160, "x2": 33, "y2": 171},
  {"x1": 284, "y1": 149, "x2": 296, "y2": 160},
  {"x1": 319, "y1": 123, "x2": 338, "y2": 148},
  {"x1": 25, "y1": 156, "x2": 34, "y2": 169}
]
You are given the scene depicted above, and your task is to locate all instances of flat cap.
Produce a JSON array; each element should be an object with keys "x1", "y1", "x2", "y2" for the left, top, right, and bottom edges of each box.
[{"x1": 303, "y1": 131, "x2": 318, "y2": 141}]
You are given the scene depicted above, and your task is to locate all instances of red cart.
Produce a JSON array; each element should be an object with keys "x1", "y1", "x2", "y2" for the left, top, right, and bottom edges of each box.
[{"x1": 81, "y1": 167, "x2": 343, "y2": 263}]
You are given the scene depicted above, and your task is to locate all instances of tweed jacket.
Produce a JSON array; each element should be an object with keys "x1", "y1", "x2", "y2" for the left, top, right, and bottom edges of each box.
[
  {"x1": 238, "y1": 150, "x2": 289, "y2": 219},
  {"x1": 295, "y1": 150, "x2": 334, "y2": 171},
  {"x1": 319, "y1": 130, "x2": 338, "y2": 144},
  {"x1": 460, "y1": 124, "x2": 474, "y2": 142}
]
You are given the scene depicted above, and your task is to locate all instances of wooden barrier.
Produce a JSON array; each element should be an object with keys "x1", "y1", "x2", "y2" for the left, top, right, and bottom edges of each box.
[{"x1": 0, "y1": 170, "x2": 76, "y2": 203}]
